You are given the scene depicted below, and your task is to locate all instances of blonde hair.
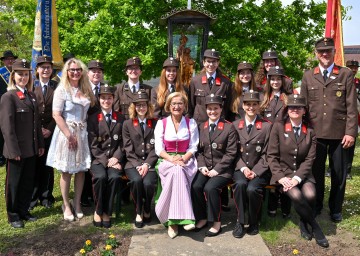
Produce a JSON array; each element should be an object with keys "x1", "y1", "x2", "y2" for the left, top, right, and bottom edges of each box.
[
  {"x1": 231, "y1": 69, "x2": 256, "y2": 114},
  {"x1": 128, "y1": 101, "x2": 155, "y2": 119},
  {"x1": 164, "y1": 92, "x2": 188, "y2": 113},
  {"x1": 156, "y1": 68, "x2": 185, "y2": 108},
  {"x1": 8, "y1": 70, "x2": 33, "y2": 91},
  {"x1": 60, "y1": 58, "x2": 96, "y2": 107}
]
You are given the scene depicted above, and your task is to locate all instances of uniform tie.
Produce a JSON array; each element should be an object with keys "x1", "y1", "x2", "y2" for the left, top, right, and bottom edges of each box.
[
  {"x1": 106, "y1": 113, "x2": 111, "y2": 127},
  {"x1": 140, "y1": 121, "x2": 145, "y2": 136},
  {"x1": 293, "y1": 126, "x2": 300, "y2": 140},
  {"x1": 210, "y1": 123, "x2": 216, "y2": 137},
  {"x1": 323, "y1": 70, "x2": 328, "y2": 82},
  {"x1": 170, "y1": 84, "x2": 175, "y2": 93},
  {"x1": 94, "y1": 86, "x2": 99, "y2": 98},
  {"x1": 43, "y1": 84, "x2": 47, "y2": 97},
  {"x1": 247, "y1": 124, "x2": 253, "y2": 134},
  {"x1": 132, "y1": 85, "x2": 136, "y2": 93},
  {"x1": 208, "y1": 77, "x2": 214, "y2": 90},
  {"x1": 274, "y1": 95, "x2": 279, "y2": 103}
]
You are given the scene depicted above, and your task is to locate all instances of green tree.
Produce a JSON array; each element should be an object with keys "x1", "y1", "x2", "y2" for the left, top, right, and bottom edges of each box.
[{"x1": 1, "y1": 0, "x2": 327, "y2": 83}]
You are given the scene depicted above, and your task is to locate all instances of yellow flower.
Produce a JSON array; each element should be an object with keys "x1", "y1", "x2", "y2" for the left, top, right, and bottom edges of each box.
[
  {"x1": 80, "y1": 248, "x2": 86, "y2": 254},
  {"x1": 293, "y1": 249, "x2": 299, "y2": 255},
  {"x1": 85, "y1": 240, "x2": 92, "y2": 246},
  {"x1": 109, "y1": 234, "x2": 115, "y2": 239},
  {"x1": 105, "y1": 245, "x2": 112, "y2": 251}
]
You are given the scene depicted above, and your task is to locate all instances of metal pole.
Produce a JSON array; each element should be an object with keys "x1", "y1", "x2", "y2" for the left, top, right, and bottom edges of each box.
[{"x1": 187, "y1": 0, "x2": 191, "y2": 10}]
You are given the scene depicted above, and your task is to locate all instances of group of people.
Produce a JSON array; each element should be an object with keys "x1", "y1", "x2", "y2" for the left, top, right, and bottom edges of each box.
[{"x1": 0, "y1": 36, "x2": 358, "y2": 249}]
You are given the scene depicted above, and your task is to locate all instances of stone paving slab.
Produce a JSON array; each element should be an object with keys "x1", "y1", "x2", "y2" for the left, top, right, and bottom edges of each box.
[{"x1": 128, "y1": 201, "x2": 272, "y2": 256}]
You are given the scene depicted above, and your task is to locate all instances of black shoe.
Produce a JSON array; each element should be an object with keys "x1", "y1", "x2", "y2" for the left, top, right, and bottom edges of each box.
[
  {"x1": 103, "y1": 220, "x2": 111, "y2": 229},
  {"x1": 0, "y1": 156, "x2": 6, "y2": 167},
  {"x1": 143, "y1": 215, "x2": 152, "y2": 223},
  {"x1": 93, "y1": 220, "x2": 103, "y2": 227},
  {"x1": 315, "y1": 237, "x2": 329, "y2": 248},
  {"x1": 10, "y1": 220, "x2": 24, "y2": 228},
  {"x1": 20, "y1": 213, "x2": 37, "y2": 222},
  {"x1": 205, "y1": 227, "x2": 222, "y2": 237},
  {"x1": 221, "y1": 205, "x2": 231, "y2": 212},
  {"x1": 267, "y1": 211, "x2": 276, "y2": 218},
  {"x1": 330, "y1": 213, "x2": 342, "y2": 223},
  {"x1": 232, "y1": 223, "x2": 245, "y2": 238},
  {"x1": 247, "y1": 224, "x2": 259, "y2": 235},
  {"x1": 80, "y1": 199, "x2": 91, "y2": 207},
  {"x1": 346, "y1": 173, "x2": 352, "y2": 180},
  {"x1": 135, "y1": 220, "x2": 144, "y2": 228},
  {"x1": 300, "y1": 220, "x2": 312, "y2": 241}
]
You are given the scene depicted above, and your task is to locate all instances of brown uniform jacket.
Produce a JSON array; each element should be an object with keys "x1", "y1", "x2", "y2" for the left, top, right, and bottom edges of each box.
[
  {"x1": 267, "y1": 120, "x2": 316, "y2": 185},
  {"x1": 33, "y1": 80, "x2": 58, "y2": 133},
  {"x1": 300, "y1": 65, "x2": 358, "y2": 139},
  {"x1": 113, "y1": 82, "x2": 152, "y2": 119},
  {"x1": 188, "y1": 71, "x2": 232, "y2": 124},
  {"x1": 0, "y1": 89, "x2": 44, "y2": 159},
  {"x1": 122, "y1": 118, "x2": 158, "y2": 170},
  {"x1": 87, "y1": 110, "x2": 124, "y2": 168},
  {"x1": 233, "y1": 116, "x2": 272, "y2": 177},
  {"x1": 262, "y1": 94, "x2": 290, "y2": 123},
  {"x1": 197, "y1": 118, "x2": 238, "y2": 178}
]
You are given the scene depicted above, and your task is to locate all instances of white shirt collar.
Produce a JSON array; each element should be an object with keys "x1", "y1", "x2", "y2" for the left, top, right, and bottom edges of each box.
[
  {"x1": 319, "y1": 63, "x2": 335, "y2": 76},
  {"x1": 290, "y1": 120, "x2": 302, "y2": 128},
  {"x1": 129, "y1": 81, "x2": 140, "y2": 91},
  {"x1": 245, "y1": 116, "x2": 256, "y2": 127},
  {"x1": 16, "y1": 85, "x2": 25, "y2": 93},
  {"x1": 209, "y1": 118, "x2": 220, "y2": 130},
  {"x1": 91, "y1": 82, "x2": 101, "y2": 91},
  {"x1": 138, "y1": 117, "x2": 147, "y2": 124},
  {"x1": 102, "y1": 110, "x2": 112, "y2": 117},
  {"x1": 206, "y1": 71, "x2": 216, "y2": 80}
]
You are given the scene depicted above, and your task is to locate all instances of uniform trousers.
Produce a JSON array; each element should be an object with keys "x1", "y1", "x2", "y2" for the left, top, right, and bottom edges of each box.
[
  {"x1": 233, "y1": 171, "x2": 270, "y2": 225},
  {"x1": 90, "y1": 164, "x2": 122, "y2": 216},
  {"x1": 125, "y1": 168, "x2": 157, "y2": 215},
  {"x1": 313, "y1": 138, "x2": 348, "y2": 214},
  {"x1": 30, "y1": 141, "x2": 54, "y2": 208},
  {"x1": 6, "y1": 156, "x2": 37, "y2": 222},
  {"x1": 191, "y1": 171, "x2": 231, "y2": 222}
]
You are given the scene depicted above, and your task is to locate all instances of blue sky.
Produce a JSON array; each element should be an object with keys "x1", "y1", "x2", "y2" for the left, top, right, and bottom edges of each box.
[{"x1": 279, "y1": 0, "x2": 359, "y2": 46}]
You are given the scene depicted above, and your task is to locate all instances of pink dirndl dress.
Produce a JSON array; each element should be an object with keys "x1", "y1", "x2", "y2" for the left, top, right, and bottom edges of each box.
[{"x1": 155, "y1": 117, "x2": 198, "y2": 225}]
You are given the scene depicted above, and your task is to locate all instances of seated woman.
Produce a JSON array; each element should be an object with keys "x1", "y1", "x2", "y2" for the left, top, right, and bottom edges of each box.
[
  {"x1": 232, "y1": 90, "x2": 272, "y2": 238},
  {"x1": 267, "y1": 94, "x2": 329, "y2": 248},
  {"x1": 87, "y1": 85, "x2": 123, "y2": 228},
  {"x1": 151, "y1": 57, "x2": 187, "y2": 119},
  {"x1": 191, "y1": 94, "x2": 238, "y2": 237},
  {"x1": 123, "y1": 91, "x2": 158, "y2": 228},
  {"x1": 154, "y1": 92, "x2": 199, "y2": 238}
]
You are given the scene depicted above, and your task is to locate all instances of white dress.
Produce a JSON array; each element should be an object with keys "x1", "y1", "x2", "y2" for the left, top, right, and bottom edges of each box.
[{"x1": 46, "y1": 85, "x2": 91, "y2": 173}]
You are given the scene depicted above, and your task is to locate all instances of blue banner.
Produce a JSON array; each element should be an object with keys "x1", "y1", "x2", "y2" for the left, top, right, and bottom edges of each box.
[{"x1": 0, "y1": 66, "x2": 11, "y2": 85}]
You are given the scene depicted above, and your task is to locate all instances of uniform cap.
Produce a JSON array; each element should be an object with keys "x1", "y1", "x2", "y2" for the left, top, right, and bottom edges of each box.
[
  {"x1": 237, "y1": 61, "x2": 253, "y2": 71},
  {"x1": 203, "y1": 49, "x2": 220, "y2": 60},
  {"x1": 205, "y1": 94, "x2": 223, "y2": 105},
  {"x1": 315, "y1": 37, "x2": 335, "y2": 50},
  {"x1": 98, "y1": 84, "x2": 115, "y2": 95},
  {"x1": 262, "y1": 50, "x2": 278, "y2": 60},
  {"x1": 36, "y1": 55, "x2": 53, "y2": 65},
  {"x1": 346, "y1": 59, "x2": 359, "y2": 67},
  {"x1": 126, "y1": 56, "x2": 142, "y2": 68},
  {"x1": 286, "y1": 94, "x2": 306, "y2": 107},
  {"x1": 1, "y1": 50, "x2": 18, "y2": 60},
  {"x1": 88, "y1": 60, "x2": 104, "y2": 70},
  {"x1": 243, "y1": 90, "x2": 260, "y2": 102},
  {"x1": 133, "y1": 91, "x2": 149, "y2": 103},
  {"x1": 12, "y1": 59, "x2": 31, "y2": 71},
  {"x1": 163, "y1": 57, "x2": 179, "y2": 68},
  {"x1": 267, "y1": 66, "x2": 285, "y2": 77}
]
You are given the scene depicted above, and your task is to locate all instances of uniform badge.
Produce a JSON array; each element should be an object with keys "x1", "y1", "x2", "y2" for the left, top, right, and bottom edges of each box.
[
  {"x1": 256, "y1": 146, "x2": 261, "y2": 152},
  {"x1": 336, "y1": 91, "x2": 342, "y2": 97},
  {"x1": 98, "y1": 137, "x2": 102, "y2": 142},
  {"x1": 113, "y1": 134, "x2": 119, "y2": 140},
  {"x1": 150, "y1": 139, "x2": 155, "y2": 144},
  {"x1": 212, "y1": 143, "x2": 217, "y2": 149},
  {"x1": 266, "y1": 113, "x2": 272, "y2": 117}
]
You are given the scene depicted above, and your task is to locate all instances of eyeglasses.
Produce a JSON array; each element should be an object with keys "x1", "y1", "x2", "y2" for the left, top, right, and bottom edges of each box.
[
  {"x1": 316, "y1": 49, "x2": 333, "y2": 54},
  {"x1": 135, "y1": 103, "x2": 147, "y2": 108},
  {"x1": 39, "y1": 66, "x2": 52, "y2": 70},
  {"x1": 127, "y1": 66, "x2": 140, "y2": 71},
  {"x1": 170, "y1": 102, "x2": 184, "y2": 107},
  {"x1": 288, "y1": 106, "x2": 304, "y2": 110},
  {"x1": 204, "y1": 59, "x2": 218, "y2": 65},
  {"x1": 67, "y1": 68, "x2": 83, "y2": 73}
]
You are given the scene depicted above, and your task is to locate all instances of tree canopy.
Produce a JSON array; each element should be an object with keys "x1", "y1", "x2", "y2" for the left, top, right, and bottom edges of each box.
[{"x1": 0, "y1": 0, "x2": 327, "y2": 83}]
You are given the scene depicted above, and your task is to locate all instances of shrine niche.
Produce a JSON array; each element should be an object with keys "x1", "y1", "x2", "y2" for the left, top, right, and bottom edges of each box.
[{"x1": 161, "y1": 6, "x2": 216, "y2": 87}]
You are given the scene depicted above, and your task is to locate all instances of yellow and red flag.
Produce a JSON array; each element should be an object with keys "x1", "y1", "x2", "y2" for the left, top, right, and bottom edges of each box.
[{"x1": 325, "y1": 0, "x2": 344, "y2": 66}]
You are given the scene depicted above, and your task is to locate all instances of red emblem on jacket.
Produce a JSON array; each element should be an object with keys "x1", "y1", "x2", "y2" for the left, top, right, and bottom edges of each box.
[
  {"x1": 147, "y1": 119, "x2": 152, "y2": 128},
  {"x1": 97, "y1": 113, "x2": 103, "y2": 122},
  {"x1": 203, "y1": 121, "x2": 209, "y2": 129},
  {"x1": 238, "y1": 120, "x2": 245, "y2": 129},
  {"x1": 217, "y1": 122, "x2": 224, "y2": 130},
  {"x1": 16, "y1": 91, "x2": 25, "y2": 100},
  {"x1": 255, "y1": 120, "x2": 262, "y2": 130},
  {"x1": 215, "y1": 77, "x2": 221, "y2": 86},
  {"x1": 133, "y1": 119, "x2": 139, "y2": 126},
  {"x1": 202, "y1": 76, "x2": 207, "y2": 84},
  {"x1": 332, "y1": 66, "x2": 339, "y2": 75}
]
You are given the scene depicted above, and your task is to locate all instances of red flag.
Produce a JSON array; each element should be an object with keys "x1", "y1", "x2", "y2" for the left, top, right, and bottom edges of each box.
[{"x1": 325, "y1": 0, "x2": 344, "y2": 66}]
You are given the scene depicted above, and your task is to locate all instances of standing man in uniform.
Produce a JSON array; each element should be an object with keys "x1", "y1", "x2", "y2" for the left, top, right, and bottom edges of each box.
[
  {"x1": 81, "y1": 59, "x2": 105, "y2": 207},
  {"x1": 0, "y1": 50, "x2": 18, "y2": 166},
  {"x1": 113, "y1": 57, "x2": 152, "y2": 119},
  {"x1": 300, "y1": 37, "x2": 357, "y2": 222}
]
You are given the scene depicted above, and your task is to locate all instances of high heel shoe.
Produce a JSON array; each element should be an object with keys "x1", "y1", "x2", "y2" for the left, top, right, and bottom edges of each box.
[
  {"x1": 62, "y1": 205, "x2": 75, "y2": 222},
  {"x1": 168, "y1": 226, "x2": 178, "y2": 239},
  {"x1": 70, "y1": 200, "x2": 84, "y2": 219}
]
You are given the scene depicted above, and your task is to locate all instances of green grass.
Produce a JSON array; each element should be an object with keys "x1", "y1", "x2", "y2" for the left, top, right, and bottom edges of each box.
[
  {"x1": 260, "y1": 138, "x2": 360, "y2": 245},
  {"x1": 0, "y1": 169, "x2": 133, "y2": 252}
]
